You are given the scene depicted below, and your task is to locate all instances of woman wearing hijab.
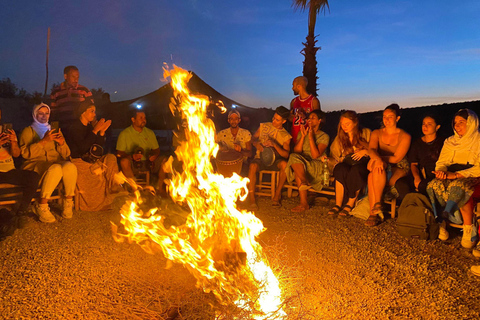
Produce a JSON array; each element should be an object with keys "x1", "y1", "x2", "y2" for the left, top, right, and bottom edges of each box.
[
  {"x1": 19, "y1": 103, "x2": 77, "y2": 223},
  {"x1": 427, "y1": 109, "x2": 480, "y2": 249},
  {"x1": 64, "y1": 99, "x2": 120, "y2": 211}
]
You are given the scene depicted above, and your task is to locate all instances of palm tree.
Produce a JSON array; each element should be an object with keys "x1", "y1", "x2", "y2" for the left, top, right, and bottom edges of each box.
[{"x1": 292, "y1": 0, "x2": 330, "y2": 97}]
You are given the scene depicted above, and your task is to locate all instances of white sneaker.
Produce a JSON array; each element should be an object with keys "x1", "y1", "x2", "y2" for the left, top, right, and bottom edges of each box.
[
  {"x1": 461, "y1": 224, "x2": 476, "y2": 249},
  {"x1": 473, "y1": 245, "x2": 480, "y2": 258},
  {"x1": 471, "y1": 265, "x2": 480, "y2": 276},
  {"x1": 62, "y1": 199, "x2": 74, "y2": 219},
  {"x1": 33, "y1": 203, "x2": 56, "y2": 223},
  {"x1": 438, "y1": 221, "x2": 449, "y2": 241}
]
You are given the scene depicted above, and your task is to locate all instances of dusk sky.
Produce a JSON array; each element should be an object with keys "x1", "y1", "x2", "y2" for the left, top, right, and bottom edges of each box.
[{"x1": 1, "y1": 0, "x2": 479, "y2": 112}]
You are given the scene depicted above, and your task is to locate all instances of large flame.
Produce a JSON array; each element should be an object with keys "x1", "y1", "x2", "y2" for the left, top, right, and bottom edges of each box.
[{"x1": 114, "y1": 65, "x2": 285, "y2": 319}]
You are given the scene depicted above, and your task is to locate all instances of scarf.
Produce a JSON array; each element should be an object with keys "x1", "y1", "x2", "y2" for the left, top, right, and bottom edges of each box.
[
  {"x1": 31, "y1": 103, "x2": 51, "y2": 139},
  {"x1": 443, "y1": 109, "x2": 480, "y2": 152}
]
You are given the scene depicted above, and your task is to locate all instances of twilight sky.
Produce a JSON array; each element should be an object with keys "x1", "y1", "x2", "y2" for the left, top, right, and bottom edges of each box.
[{"x1": 0, "y1": 0, "x2": 479, "y2": 112}]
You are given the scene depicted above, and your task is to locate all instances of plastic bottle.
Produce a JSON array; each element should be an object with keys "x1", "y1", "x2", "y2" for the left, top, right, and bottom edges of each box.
[{"x1": 323, "y1": 159, "x2": 330, "y2": 187}]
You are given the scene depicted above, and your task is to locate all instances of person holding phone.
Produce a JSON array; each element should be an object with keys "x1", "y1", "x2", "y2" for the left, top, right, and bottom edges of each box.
[
  {"x1": 19, "y1": 103, "x2": 77, "y2": 223},
  {"x1": 0, "y1": 107, "x2": 40, "y2": 229}
]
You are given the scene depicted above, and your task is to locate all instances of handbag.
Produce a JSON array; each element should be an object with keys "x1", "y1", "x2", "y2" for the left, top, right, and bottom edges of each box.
[
  {"x1": 447, "y1": 163, "x2": 473, "y2": 172},
  {"x1": 343, "y1": 153, "x2": 369, "y2": 166},
  {"x1": 81, "y1": 144, "x2": 104, "y2": 163}
]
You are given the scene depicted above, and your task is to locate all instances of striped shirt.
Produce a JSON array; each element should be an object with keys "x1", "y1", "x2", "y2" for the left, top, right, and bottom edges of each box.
[{"x1": 50, "y1": 82, "x2": 93, "y2": 124}]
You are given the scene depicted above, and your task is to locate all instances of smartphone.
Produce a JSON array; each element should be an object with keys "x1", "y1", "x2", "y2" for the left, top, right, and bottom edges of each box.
[
  {"x1": 51, "y1": 121, "x2": 59, "y2": 134},
  {"x1": 2, "y1": 123, "x2": 12, "y2": 133}
]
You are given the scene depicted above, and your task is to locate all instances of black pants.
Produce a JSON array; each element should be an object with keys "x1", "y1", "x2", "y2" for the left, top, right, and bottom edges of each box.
[
  {"x1": 0, "y1": 169, "x2": 40, "y2": 213},
  {"x1": 395, "y1": 174, "x2": 431, "y2": 203},
  {"x1": 333, "y1": 162, "x2": 369, "y2": 204}
]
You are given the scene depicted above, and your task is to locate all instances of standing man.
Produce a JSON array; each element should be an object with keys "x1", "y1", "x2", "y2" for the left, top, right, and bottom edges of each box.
[
  {"x1": 247, "y1": 106, "x2": 292, "y2": 209},
  {"x1": 290, "y1": 76, "x2": 321, "y2": 144},
  {"x1": 116, "y1": 109, "x2": 166, "y2": 194},
  {"x1": 50, "y1": 66, "x2": 93, "y2": 128}
]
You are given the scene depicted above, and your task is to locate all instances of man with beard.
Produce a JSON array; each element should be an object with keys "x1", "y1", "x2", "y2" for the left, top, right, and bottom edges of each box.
[
  {"x1": 290, "y1": 76, "x2": 321, "y2": 144},
  {"x1": 217, "y1": 110, "x2": 252, "y2": 159},
  {"x1": 247, "y1": 106, "x2": 292, "y2": 209},
  {"x1": 116, "y1": 109, "x2": 166, "y2": 193}
]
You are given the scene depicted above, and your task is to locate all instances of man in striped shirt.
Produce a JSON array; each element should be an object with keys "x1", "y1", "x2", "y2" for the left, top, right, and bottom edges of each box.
[{"x1": 50, "y1": 66, "x2": 93, "y2": 127}]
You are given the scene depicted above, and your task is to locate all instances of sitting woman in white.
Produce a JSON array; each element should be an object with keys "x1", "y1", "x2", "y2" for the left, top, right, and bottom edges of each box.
[{"x1": 20, "y1": 103, "x2": 77, "y2": 223}]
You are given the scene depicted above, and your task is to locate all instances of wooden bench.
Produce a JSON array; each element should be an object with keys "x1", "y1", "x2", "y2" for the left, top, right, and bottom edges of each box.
[{"x1": 0, "y1": 183, "x2": 63, "y2": 208}]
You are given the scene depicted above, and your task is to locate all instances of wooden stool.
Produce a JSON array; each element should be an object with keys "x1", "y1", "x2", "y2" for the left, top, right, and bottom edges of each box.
[
  {"x1": 136, "y1": 170, "x2": 151, "y2": 187},
  {"x1": 255, "y1": 170, "x2": 279, "y2": 200}
]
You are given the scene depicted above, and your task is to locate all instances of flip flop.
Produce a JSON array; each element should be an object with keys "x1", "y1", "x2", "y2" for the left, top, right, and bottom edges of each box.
[
  {"x1": 291, "y1": 204, "x2": 309, "y2": 213},
  {"x1": 339, "y1": 204, "x2": 353, "y2": 216},
  {"x1": 327, "y1": 205, "x2": 341, "y2": 215}
]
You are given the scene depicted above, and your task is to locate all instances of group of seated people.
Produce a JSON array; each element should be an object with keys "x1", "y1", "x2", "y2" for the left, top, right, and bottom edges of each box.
[
  {"x1": 2, "y1": 94, "x2": 480, "y2": 271},
  {"x1": 216, "y1": 104, "x2": 480, "y2": 254},
  {"x1": 0, "y1": 100, "x2": 168, "y2": 228}
]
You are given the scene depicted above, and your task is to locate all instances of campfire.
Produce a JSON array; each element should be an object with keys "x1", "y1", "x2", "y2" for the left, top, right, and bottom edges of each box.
[{"x1": 112, "y1": 65, "x2": 286, "y2": 319}]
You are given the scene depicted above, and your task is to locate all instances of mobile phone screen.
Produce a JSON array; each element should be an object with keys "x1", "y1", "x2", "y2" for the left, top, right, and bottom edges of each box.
[{"x1": 51, "y1": 121, "x2": 59, "y2": 133}]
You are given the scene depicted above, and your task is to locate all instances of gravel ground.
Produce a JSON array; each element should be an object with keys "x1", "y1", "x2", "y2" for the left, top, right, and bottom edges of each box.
[{"x1": 1, "y1": 194, "x2": 480, "y2": 319}]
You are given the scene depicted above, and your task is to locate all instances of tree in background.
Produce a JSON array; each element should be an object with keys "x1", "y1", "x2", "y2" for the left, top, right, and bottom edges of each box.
[
  {"x1": 292, "y1": 0, "x2": 330, "y2": 97},
  {"x1": 0, "y1": 78, "x2": 18, "y2": 98}
]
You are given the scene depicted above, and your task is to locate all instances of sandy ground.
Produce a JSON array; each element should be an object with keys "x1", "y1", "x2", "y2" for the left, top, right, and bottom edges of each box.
[{"x1": 1, "y1": 194, "x2": 480, "y2": 320}]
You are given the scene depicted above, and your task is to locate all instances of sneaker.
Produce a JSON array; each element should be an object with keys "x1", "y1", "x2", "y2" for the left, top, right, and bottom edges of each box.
[
  {"x1": 33, "y1": 203, "x2": 56, "y2": 223},
  {"x1": 62, "y1": 199, "x2": 74, "y2": 219},
  {"x1": 461, "y1": 224, "x2": 476, "y2": 249},
  {"x1": 473, "y1": 244, "x2": 480, "y2": 258},
  {"x1": 438, "y1": 221, "x2": 449, "y2": 241},
  {"x1": 471, "y1": 265, "x2": 480, "y2": 276}
]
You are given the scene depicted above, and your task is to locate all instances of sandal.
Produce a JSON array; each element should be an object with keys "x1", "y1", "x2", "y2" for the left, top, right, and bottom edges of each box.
[
  {"x1": 371, "y1": 202, "x2": 383, "y2": 216},
  {"x1": 327, "y1": 205, "x2": 341, "y2": 215},
  {"x1": 339, "y1": 204, "x2": 353, "y2": 216},
  {"x1": 291, "y1": 204, "x2": 309, "y2": 213},
  {"x1": 365, "y1": 214, "x2": 380, "y2": 227},
  {"x1": 272, "y1": 200, "x2": 281, "y2": 208}
]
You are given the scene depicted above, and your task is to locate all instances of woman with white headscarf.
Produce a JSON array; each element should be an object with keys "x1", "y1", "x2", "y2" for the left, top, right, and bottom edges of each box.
[
  {"x1": 427, "y1": 109, "x2": 480, "y2": 249},
  {"x1": 19, "y1": 103, "x2": 77, "y2": 223}
]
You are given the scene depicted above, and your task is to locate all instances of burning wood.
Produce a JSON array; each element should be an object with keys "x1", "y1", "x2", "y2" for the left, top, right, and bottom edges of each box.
[{"x1": 112, "y1": 65, "x2": 286, "y2": 319}]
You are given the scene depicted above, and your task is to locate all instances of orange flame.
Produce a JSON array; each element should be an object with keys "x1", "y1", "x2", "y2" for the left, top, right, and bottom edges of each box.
[{"x1": 114, "y1": 65, "x2": 286, "y2": 319}]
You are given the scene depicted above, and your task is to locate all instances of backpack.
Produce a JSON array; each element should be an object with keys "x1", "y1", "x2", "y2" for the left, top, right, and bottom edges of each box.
[{"x1": 397, "y1": 193, "x2": 439, "y2": 240}]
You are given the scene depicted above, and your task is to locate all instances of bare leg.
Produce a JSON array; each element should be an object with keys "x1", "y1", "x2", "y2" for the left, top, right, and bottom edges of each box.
[
  {"x1": 120, "y1": 157, "x2": 135, "y2": 179},
  {"x1": 368, "y1": 168, "x2": 386, "y2": 212},
  {"x1": 335, "y1": 180, "x2": 345, "y2": 207},
  {"x1": 273, "y1": 161, "x2": 287, "y2": 202},
  {"x1": 291, "y1": 163, "x2": 308, "y2": 186},
  {"x1": 460, "y1": 198, "x2": 474, "y2": 226},
  {"x1": 247, "y1": 162, "x2": 259, "y2": 203},
  {"x1": 388, "y1": 167, "x2": 407, "y2": 186}
]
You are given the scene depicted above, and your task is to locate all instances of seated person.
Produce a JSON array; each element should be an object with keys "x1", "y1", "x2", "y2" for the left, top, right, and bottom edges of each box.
[
  {"x1": 19, "y1": 103, "x2": 77, "y2": 223},
  {"x1": 0, "y1": 108, "x2": 40, "y2": 228},
  {"x1": 366, "y1": 104, "x2": 411, "y2": 226},
  {"x1": 285, "y1": 110, "x2": 329, "y2": 213},
  {"x1": 116, "y1": 109, "x2": 166, "y2": 193},
  {"x1": 248, "y1": 106, "x2": 292, "y2": 208},
  {"x1": 329, "y1": 110, "x2": 370, "y2": 216},
  {"x1": 427, "y1": 109, "x2": 480, "y2": 249},
  {"x1": 216, "y1": 109, "x2": 252, "y2": 176},
  {"x1": 395, "y1": 114, "x2": 444, "y2": 203},
  {"x1": 65, "y1": 100, "x2": 120, "y2": 211}
]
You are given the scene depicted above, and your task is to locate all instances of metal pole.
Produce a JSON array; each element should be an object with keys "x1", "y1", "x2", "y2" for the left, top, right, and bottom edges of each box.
[{"x1": 44, "y1": 27, "x2": 50, "y2": 97}]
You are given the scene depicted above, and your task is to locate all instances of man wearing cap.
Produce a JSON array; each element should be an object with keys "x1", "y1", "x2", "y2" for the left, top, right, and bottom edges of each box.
[
  {"x1": 216, "y1": 109, "x2": 252, "y2": 163},
  {"x1": 50, "y1": 66, "x2": 93, "y2": 128},
  {"x1": 116, "y1": 109, "x2": 166, "y2": 193},
  {"x1": 290, "y1": 76, "x2": 320, "y2": 144},
  {"x1": 247, "y1": 106, "x2": 292, "y2": 209}
]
